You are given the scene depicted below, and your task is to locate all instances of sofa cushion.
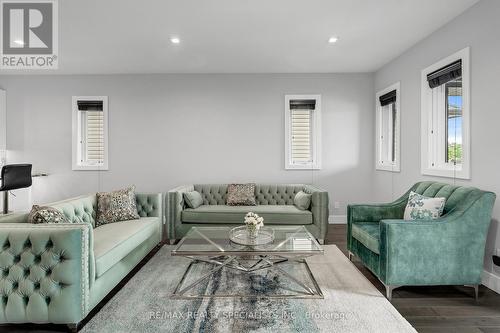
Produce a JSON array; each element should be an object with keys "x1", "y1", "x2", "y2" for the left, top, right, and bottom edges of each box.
[
  {"x1": 294, "y1": 191, "x2": 312, "y2": 210},
  {"x1": 404, "y1": 191, "x2": 446, "y2": 220},
  {"x1": 183, "y1": 191, "x2": 203, "y2": 209},
  {"x1": 93, "y1": 217, "x2": 159, "y2": 277},
  {"x1": 227, "y1": 183, "x2": 257, "y2": 206},
  {"x1": 96, "y1": 186, "x2": 140, "y2": 227},
  {"x1": 181, "y1": 205, "x2": 312, "y2": 225},
  {"x1": 351, "y1": 223, "x2": 380, "y2": 254},
  {"x1": 28, "y1": 205, "x2": 70, "y2": 224}
]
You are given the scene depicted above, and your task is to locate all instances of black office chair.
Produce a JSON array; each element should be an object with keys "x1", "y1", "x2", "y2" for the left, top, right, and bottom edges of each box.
[{"x1": 0, "y1": 164, "x2": 32, "y2": 214}]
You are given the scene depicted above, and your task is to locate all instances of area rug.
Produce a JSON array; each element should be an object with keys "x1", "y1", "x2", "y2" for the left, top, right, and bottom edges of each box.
[{"x1": 81, "y1": 245, "x2": 416, "y2": 333}]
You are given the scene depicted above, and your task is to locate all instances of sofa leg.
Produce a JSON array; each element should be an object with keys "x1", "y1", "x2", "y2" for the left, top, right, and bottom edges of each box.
[
  {"x1": 318, "y1": 239, "x2": 325, "y2": 245},
  {"x1": 169, "y1": 239, "x2": 176, "y2": 245},
  {"x1": 465, "y1": 284, "x2": 479, "y2": 300},
  {"x1": 348, "y1": 251, "x2": 354, "y2": 261},
  {"x1": 67, "y1": 323, "x2": 79, "y2": 333}
]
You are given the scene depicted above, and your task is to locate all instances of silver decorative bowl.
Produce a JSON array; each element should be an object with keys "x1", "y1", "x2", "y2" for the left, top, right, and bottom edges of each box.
[{"x1": 229, "y1": 226, "x2": 274, "y2": 246}]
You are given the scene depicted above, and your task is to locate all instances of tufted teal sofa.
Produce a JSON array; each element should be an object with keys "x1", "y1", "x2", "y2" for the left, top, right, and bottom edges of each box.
[
  {"x1": 168, "y1": 184, "x2": 329, "y2": 243},
  {"x1": 347, "y1": 181, "x2": 496, "y2": 300},
  {"x1": 0, "y1": 192, "x2": 162, "y2": 330}
]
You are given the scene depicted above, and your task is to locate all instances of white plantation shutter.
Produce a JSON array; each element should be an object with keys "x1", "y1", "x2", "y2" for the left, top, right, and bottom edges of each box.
[
  {"x1": 291, "y1": 109, "x2": 313, "y2": 163},
  {"x1": 285, "y1": 95, "x2": 321, "y2": 170},
  {"x1": 85, "y1": 110, "x2": 104, "y2": 164},
  {"x1": 74, "y1": 98, "x2": 107, "y2": 169}
]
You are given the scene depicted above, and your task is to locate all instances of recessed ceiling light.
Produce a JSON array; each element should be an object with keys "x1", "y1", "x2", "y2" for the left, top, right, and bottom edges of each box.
[
  {"x1": 13, "y1": 40, "x2": 24, "y2": 46},
  {"x1": 170, "y1": 37, "x2": 180, "y2": 44},
  {"x1": 328, "y1": 36, "x2": 339, "y2": 44}
]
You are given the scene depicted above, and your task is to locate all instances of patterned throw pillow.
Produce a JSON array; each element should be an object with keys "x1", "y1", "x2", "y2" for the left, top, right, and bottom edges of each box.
[
  {"x1": 226, "y1": 183, "x2": 256, "y2": 206},
  {"x1": 96, "y1": 186, "x2": 140, "y2": 227},
  {"x1": 403, "y1": 191, "x2": 446, "y2": 220},
  {"x1": 28, "y1": 205, "x2": 70, "y2": 224}
]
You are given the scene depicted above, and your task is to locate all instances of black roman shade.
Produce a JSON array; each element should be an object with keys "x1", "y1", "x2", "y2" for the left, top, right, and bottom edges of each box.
[
  {"x1": 427, "y1": 60, "x2": 462, "y2": 89},
  {"x1": 77, "y1": 100, "x2": 103, "y2": 111},
  {"x1": 290, "y1": 99, "x2": 316, "y2": 110},
  {"x1": 379, "y1": 90, "x2": 397, "y2": 106}
]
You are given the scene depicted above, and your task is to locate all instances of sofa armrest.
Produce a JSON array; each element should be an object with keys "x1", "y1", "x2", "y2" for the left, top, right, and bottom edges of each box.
[
  {"x1": 0, "y1": 223, "x2": 92, "y2": 324},
  {"x1": 379, "y1": 216, "x2": 468, "y2": 285},
  {"x1": 303, "y1": 185, "x2": 329, "y2": 241},
  {"x1": 0, "y1": 213, "x2": 29, "y2": 224},
  {"x1": 347, "y1": 202, "x2": 406, "y2": 224},
  {"x1": 167, "y1": 185, "x2": 194, "y2": 240},
  {"x1": 379, "y1": 191, "x2": 495, "y2": 285},
  {"x1": 346, "y1": 193, "x2": 409, "y2": 251}
]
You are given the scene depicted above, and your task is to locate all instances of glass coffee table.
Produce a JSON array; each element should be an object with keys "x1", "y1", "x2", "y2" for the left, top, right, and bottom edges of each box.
[{"x1": 171, "y1": 226, "x2": 324, "y2": 299}]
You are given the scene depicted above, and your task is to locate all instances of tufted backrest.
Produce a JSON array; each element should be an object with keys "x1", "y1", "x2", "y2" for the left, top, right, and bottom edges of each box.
[
  {"x1": 135, "y1": 193, "x2": 162, "y2": 218},
  {"x1": 411, "y1": 181, "x2": 487, "y2": 214},
  {"x1": 255, "y1": 184, "x2": 303, "y2": 205},
  {"x1": 193, "y1": 184, "x2": 304, "y2": 206},
  {"x1": 49, "y1": 195, "x2": 97, "y2": 227},
  {"x1": 194, "y1": 184, "x2": 228, "y2": 205}
]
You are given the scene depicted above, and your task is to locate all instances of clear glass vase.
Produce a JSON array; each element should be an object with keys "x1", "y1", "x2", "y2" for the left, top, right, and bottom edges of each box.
[{"x1": 247, "y1": 226, "x2": 259, "y2": 239}]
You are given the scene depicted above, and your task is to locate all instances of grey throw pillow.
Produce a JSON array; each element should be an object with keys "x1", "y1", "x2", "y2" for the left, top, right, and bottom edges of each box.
[
  {"x1": 294, "y1": 191, "x2": 312, "y2": 210},
  {"x1": 184, "y1": 191, "x2": 203, "y2": 209},
  {"x1": 96, "y1": 186, "x2": 140, "y2": 227},
  {"x1": 28, "y1": 205, "x2": 70, "y2": 224},
  {"x1": 226, "y1": 183, "x2": 256, "y2": 206}
]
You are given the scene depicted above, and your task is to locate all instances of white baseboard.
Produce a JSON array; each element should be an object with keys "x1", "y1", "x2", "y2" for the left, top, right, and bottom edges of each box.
[
  {"x1": 329, "y1": 215, "x2": 347, "y2": 224},
  {"x1": 482, "y1": 270, "x2": 500, "y2": 294}
]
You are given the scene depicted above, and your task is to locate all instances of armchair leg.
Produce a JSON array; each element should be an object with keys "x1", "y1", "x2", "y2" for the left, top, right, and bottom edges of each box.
[
  {"x1": 169, "y1": 239, "x2": 176, "y2": 245},
  {"x1": 318, "y1": 239, "x2": 325, "y2": 245},
  {"x1": 384, "y1": 284, "x2": 401, "y2": 301},
  {"x1": 348, "y1": 251, "x2": 354, "y2": 262},
  {"x1": 465, "y1": 284, "x2": 479, "y2": 300}
]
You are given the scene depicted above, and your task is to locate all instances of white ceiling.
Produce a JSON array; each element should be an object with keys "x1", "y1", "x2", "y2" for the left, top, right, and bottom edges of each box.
[{"x1": 2, "y1": 0, "x2": 479, "y2": 74}]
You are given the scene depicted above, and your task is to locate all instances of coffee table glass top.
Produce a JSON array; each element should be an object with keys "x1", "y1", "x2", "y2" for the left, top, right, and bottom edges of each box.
[{"x1": 172, "y1": 226, "x2": 323, "y2": 255}]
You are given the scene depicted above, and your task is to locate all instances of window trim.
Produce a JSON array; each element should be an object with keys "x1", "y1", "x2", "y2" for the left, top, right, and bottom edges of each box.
[
  {"x1": 72, "y1": 96, "x2": 109, "y2": 171},
  {"x1": 420, "y1": 47, "x2": 470, "y2": 179},
  {"x1": 375, "y1": 82, "x2": 401, "y2": 172},
  {"x1": 285, "y1": 94, "x2": 321, "y2": 170}
]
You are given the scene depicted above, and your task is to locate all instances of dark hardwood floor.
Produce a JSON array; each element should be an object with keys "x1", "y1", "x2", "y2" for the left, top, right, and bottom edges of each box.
[
  {"x1": 329, "y1": 224, "x2": 500, "y2": 333},
  {"x1": 2, "y1": 224, "x2": 500, "y2": 332}
]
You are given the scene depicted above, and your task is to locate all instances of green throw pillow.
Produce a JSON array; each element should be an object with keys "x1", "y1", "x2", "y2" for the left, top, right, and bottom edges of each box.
[
  {"x1": 184, "y1": 191, "x2": 203, "y2": 209},
  {"x1": 294, "y1": 191, "x2": 312, "y2": 210}
]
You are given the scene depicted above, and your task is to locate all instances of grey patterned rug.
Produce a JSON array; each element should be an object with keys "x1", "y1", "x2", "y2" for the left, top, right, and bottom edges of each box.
[{"x1": 81, "y1": 245, "x2": 416, "y2": 333}]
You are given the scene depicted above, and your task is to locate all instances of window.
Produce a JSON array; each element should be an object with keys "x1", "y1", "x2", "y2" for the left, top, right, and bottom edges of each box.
[
  {"x1": 421, "y1": 47, "x2": 470, "y2": 179},
  {"x1": 376, "y1": 82, "x2": 400, "y2": 172},
  {"x1": 72, "y1": 96, "x2": 109, "y2": 170},
  {"x1": 285, "y1": 95, "x2": 321, "y2": 169}
]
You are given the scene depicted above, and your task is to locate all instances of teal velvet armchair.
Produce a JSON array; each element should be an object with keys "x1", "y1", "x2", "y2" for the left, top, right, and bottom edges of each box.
[{"x1": 347, "y1": 181, "x2": 496, "y2": 300}]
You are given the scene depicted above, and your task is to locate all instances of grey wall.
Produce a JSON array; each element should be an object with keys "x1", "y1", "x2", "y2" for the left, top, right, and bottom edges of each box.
[
  {"x1": 373, "y1": 0, "x2": 500, "y2": 280},
  {"x1": 0, "y1": 73, "x2": 375, "y2": 216}
]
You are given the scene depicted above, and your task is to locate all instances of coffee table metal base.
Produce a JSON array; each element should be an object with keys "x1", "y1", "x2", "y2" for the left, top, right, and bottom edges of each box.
[{"x1": 171, "y1": 255, "x2": 323, "y2": 299}]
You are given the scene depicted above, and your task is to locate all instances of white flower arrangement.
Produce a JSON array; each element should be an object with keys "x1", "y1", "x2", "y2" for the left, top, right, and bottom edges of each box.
[{"x1": 244, "y1": 212, "x2": 264, "y2": 231}]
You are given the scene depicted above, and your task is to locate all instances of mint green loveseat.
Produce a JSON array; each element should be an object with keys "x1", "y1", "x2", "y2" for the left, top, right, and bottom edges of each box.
[
  {"x1": 168, "y1": 184, "x2": 329, "y2": 244},
  {"x1": 347, "y1": 181, "x2": 496, "y2": 300},
  {"x1": 0, "y1": 193, "x2": 162, "y2": 330}
]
